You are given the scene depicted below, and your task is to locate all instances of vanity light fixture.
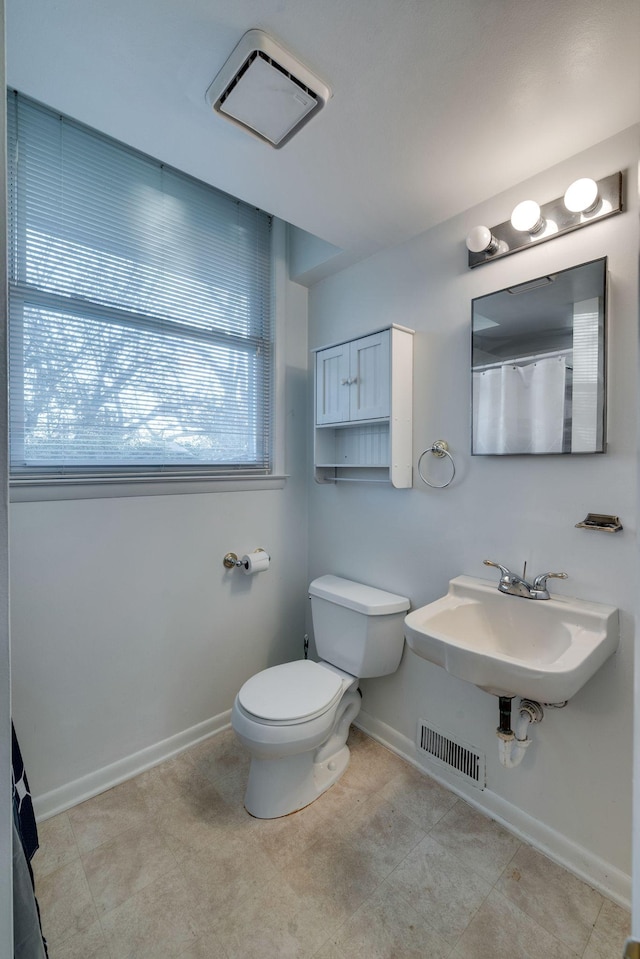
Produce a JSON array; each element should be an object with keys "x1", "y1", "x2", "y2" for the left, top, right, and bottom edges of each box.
[{"x1": 466, "y1": 171, "x2": 622, "y2": 268}]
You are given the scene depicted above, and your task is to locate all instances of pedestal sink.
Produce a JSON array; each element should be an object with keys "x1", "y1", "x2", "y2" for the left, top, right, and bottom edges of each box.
[{"x1": 404, "y1": 576, "x2": 619, "y2": 701}]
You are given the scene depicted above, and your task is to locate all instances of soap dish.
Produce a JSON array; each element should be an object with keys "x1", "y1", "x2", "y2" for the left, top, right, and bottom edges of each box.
[{"x1": 575, "y1": 513, "x2": 623, "y2": 533}]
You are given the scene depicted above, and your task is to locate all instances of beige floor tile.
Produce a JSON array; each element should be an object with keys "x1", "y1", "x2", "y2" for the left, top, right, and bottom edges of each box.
[
  {"x1": 377, "y1": 766, "x2": 458, "y2": 832},
  {"x1": 180, "y1": 829, "x2": 277, "y2": 916},
  {"x1": 211, "y1": 763, "x2": 253, "y2": 813},
  {"x1": 386, "y1": 834, "x2": 492, "y2": 943},
  {"x1": 333, "y1": 793, "x2": 426, "y2": 880},
  {"x1": 312, "y1": 942, "x2": 345, "y2": 959},
  {"x1": 47, "y1": 920, "x2": 111, "y2": 959},
  {"x1": 450, "y1": 888, "x2": 579, "y2": 959},
  {"x1": 496, "y1": 844, "x2": 603, "y2": 954},
  {"x1": 312, "y1": 764, "x2": 377, "y2": 819},
  {"x1": 36, "y1": 858, "x2": 99, "y2": 948},
  {"x1": 249, "y1": 798, "x2": 332, "y2": 870},
  {"x1": 45, "y1": 919, "x2": 110, "y2": 959},
  {"x1": 99, "y1": 868, "x2": 207, "y2": 959},
  {"x1": 429, "y1": 799, "x2": 521, "y2": 883},
  {"x1": 67, "y1": 779, "x2": 151, "y2": 854},
  {"x1": 332, "y1": 880, "x2": 451, "y2": 959},
  {"x1": 583, "y1": 898, "x2": 631, "y2": 959},
  {"x1": 176, "y1": 934, "x2": 231, "y2": 958},
  {"x1": 185, "y1": 729, "x2": 251, "y2": 784},
  {"x1": 81, "y1": 822, "x2": 178, "y2": 914},
  {"x1": 282, "y1": 833, "x2": 385, "y2": 923},
  {"x1": 347, "y1": 726, "x2": 371, "y2": 750},
  {"x1": 33, "y1": 812, "x2": 80, "y2": 879},
  {"x1": 135, "y1": 752, "x2": 203, "y2": 815},
  {"x1": 213, "y1": 878, "x2": 339, "y2": 959},
  {"x1": 346, "y1": 734, "x2": 412, "y2": 793},
  {"x1": 155, "y1": 780, "x2": 246, "y2": 863}
]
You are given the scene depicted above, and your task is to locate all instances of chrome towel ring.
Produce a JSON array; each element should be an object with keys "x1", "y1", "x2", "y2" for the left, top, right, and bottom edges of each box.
[{"x1": 417, "y1": 440, "x2": 456, "y2": 489}]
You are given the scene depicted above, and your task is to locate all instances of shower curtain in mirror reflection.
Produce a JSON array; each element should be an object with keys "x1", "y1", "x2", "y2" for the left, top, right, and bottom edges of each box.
[{"x1": 473, "y1": 356, "x2": 566, "y2": 454}]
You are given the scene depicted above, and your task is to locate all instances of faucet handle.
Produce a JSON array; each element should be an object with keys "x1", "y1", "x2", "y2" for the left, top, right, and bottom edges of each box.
[
  {"x1": 483, "y1": 559, "x2": 516, "y2": 586},
  {"x1": 483, "y1": 559, "x2": 511, "y2": 578},
  {"x1": 532, "y1": 571, "x2": 568, "y2": 590}
]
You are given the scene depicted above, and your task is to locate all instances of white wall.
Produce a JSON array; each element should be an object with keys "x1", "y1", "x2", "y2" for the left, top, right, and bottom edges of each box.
[
  {"x1": 9, "y1": 266, "x2": 309, "y2": 814},
  {"x1": 307, "y1": 126, "x2": 639, "y2": 902}
]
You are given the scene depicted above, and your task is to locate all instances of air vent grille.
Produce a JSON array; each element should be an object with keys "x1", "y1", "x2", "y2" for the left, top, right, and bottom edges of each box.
[
  {"x1": 219, "y1": 51, "x2": 318, "y2": 109},
  {"x1": 205, "y1": 29, "x2": 330, "y2": 148},
  {"x1": 417, "y1": 720, "x2": 485, "y2": 788}
]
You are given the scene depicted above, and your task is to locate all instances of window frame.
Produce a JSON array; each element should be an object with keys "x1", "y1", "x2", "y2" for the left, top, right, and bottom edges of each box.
[
  {"x1": 7, "y1": 93, "x2": 286, "y2": 501},
  {"x1": 10, "y1": 219, "x2": 287, "y2": 502}
]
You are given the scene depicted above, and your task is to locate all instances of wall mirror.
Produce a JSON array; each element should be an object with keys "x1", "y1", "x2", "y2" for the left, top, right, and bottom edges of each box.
[{"x1": 472, "y1": 257, "x2": 607, "y2": 455}]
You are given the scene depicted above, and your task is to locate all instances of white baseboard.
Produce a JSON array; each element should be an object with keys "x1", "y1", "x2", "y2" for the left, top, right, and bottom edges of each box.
[
  {"x1": 33, "y1": 710, "x2": 232, "y2": 822},
  {"x1": 355, "y1": 710, "x2": 631, "y2": 911}
]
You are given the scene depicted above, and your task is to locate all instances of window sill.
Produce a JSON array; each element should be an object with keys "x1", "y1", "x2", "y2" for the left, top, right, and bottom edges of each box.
[{"x1": 10, "y1": 474, "x2": 288, "y2": 503}]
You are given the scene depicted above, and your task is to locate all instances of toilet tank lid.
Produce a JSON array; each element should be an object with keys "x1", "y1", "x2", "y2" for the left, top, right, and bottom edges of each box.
[{"x1": 309, "y1": 575, "x2": 410, "y2": 615}]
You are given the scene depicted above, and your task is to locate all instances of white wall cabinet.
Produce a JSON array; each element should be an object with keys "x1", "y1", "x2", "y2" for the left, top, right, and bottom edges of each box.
[
  {"x1": 313, "y1": 325, "x2": 413, "y2": 487},
  {"x1": 315, "y1": 330, "x2": 391, "y2": 424}
]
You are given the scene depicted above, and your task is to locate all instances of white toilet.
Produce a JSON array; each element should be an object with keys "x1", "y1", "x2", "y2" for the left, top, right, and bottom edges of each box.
[{"x1": 231, "y1": 574, "x2": 410, "y2": 818}]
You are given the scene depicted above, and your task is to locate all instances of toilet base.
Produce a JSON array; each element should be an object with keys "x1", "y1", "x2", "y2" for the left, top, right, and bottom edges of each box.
[{"x1": 244, "y1": 743, "x2": 351, "y2": 819}]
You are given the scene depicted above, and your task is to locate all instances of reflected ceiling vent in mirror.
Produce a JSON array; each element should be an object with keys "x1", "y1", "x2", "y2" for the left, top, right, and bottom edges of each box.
[
  {"x1": 465, "y1": 171, "x2": 623, "y2": 268},
  {"x1": 205, "y1": 30, "x2": 331, "y2": 148}
]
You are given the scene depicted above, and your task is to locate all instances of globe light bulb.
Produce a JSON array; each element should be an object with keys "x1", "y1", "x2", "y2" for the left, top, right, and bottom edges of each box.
[
  {"x1": 510, "y1": 200, "x2": 544, "y2": 234},
  {"x1": 465, "y1": 225, "x2": 499, "y2": 254},
  {"x1": 564, "y1": 177, "x2": 599, "y2": 214}
]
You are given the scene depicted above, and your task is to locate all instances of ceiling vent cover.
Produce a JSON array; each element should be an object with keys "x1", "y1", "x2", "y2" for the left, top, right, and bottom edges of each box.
[{"x1": 205, "y1": 30, "x2": 331, "y2": 148}]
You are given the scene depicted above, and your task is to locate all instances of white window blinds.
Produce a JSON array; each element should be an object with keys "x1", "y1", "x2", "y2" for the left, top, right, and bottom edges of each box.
[{"x1": 7, "y1": 91, "x2": 273, "y2": 481}]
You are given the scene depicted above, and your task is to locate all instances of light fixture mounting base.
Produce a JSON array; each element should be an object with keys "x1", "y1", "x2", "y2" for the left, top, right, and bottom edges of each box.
[{"x1": 467, "y1": 172, "x2": 622, "y2": 269}]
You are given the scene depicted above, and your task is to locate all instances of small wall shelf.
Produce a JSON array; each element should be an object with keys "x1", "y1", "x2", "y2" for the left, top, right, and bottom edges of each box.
[{"x1": 312, "y1": 325, "x2": 414, "y2": 487}]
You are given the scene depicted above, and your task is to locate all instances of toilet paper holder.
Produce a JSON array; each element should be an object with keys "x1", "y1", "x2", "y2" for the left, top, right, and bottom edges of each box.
[{"x1": 223, "y1": 548, "x2": 269, "y2": 570}]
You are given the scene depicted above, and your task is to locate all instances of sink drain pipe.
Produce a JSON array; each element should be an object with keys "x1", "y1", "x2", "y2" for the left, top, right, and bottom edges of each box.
[{"x1": 497, "y1": 696, "x2": 544, "y2": 768}]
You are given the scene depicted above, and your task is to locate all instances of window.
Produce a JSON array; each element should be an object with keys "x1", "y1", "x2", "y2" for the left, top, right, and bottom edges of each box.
[{"x1": 7, "y1": 92, "x2": 274, "y2": 487}]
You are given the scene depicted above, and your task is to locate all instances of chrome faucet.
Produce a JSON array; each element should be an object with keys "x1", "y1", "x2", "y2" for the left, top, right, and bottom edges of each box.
[{"x1": 483, "y1": 560, "x2": 568, "y2": 600}]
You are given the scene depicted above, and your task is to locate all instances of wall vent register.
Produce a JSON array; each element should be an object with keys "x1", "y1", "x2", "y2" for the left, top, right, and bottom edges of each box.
[{"x1": 417, "y1": 720, "x2": 485, "y2": 789}]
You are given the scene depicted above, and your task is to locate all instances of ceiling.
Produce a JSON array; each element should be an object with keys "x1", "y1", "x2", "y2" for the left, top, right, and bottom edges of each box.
[{"x1": 7, "y1": 0, "x2": 640, "y2": 279}]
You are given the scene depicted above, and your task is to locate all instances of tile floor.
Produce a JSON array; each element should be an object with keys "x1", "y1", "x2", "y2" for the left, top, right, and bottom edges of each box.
[{"x1": 33, "y1": 727, "x2": 630, "y2": 959}]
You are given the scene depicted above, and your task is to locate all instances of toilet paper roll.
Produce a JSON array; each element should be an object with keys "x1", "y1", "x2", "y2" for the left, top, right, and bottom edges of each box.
[{"x1": 242, "y1": 549, "x2": 270, "y2": 575}]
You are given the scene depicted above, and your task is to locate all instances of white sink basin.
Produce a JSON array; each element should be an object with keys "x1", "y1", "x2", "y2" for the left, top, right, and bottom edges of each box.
[{"x1": 404, "y1": 575, "x2": 619, "y2": 701}]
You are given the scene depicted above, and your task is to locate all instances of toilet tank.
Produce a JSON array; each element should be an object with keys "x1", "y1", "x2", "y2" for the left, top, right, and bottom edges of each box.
[{"x1": 309, "y1": 575, "x2": 410, "y2": 678}]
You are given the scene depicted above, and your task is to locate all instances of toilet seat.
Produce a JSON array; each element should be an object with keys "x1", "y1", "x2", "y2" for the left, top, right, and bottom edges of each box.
[{"x1": 237, "y1": 660, "x2": 346, "y2": 725}]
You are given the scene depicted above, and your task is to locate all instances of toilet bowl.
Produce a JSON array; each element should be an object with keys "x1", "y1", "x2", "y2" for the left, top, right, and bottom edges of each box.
[
  {"x1": 231, "y1": 575, "x2": 410, "y2": 819},
  {"x1": 232, "y1": 659, "x2": 361, "y2": 818}
]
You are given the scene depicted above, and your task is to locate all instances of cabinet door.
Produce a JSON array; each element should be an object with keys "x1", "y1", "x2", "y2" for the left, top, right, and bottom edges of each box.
[
  {"x1": 349, "y1": 330, "x2": 390, "y2": 421},
  {"x1": 316, "y1": 343, "x2": 351, "y2": 424}
]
